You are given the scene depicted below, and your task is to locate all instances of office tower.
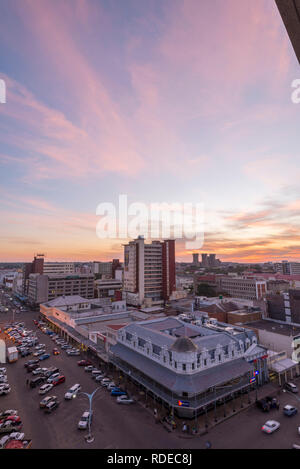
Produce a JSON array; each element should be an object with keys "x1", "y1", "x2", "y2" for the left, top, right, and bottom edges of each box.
[{"x1": 123, "y1": 236, "x2": 176, "y2": 306}]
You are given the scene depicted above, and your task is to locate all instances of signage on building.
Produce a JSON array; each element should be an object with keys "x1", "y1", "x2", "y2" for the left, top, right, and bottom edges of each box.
[{"x1": 178, "y1": 400, "x2": 190, "y2": 407}]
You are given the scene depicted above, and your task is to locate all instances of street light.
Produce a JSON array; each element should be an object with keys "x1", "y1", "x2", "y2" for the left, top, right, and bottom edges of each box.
[{"x1": 77, "y1": 387, "x2": 101, "y2": 443}]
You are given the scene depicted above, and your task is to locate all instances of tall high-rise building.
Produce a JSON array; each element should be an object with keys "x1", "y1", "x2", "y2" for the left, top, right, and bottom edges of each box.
[
  {"x1": 201, "y1": 253, "x2": 208, "y2": 267},
  {"x1": 123, "y1": 237, "x2": 176, "y2": 306},
  {"x1": 192, "y1": 253, "x2": 199, "y2": 265},
  {"x1": 22, "y1": 254, "x2": 44, "y2": 295}
]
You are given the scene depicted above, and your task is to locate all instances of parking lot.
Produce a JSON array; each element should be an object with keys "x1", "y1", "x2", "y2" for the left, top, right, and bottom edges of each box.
[
  {"x1": 2, "y1": 291, "x2": 300, "y2": 449},
  {"x1": 0, "y1": 301, "x2": 186, "y2": 449}
]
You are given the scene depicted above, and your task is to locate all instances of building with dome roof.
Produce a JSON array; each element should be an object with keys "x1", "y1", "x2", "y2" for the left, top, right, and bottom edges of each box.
[{"x1": 110, "y1": 315, "x2": 268, "y2": 418}]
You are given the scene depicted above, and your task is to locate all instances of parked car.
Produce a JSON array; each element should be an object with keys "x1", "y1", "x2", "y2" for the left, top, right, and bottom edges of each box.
[
  {"x1": 95, "y1": 374, "x2": 106, "y2": 382},
  {"x1": 27, "y1": 363, "x2": 40, "y2": 372},
  {"x1": 0, "y1": 376, "x2": 8, "y2": 384},
  {"x1": 52, "y1": 375, "x2": 65, "y2": 386},
  {"x1": 284, "y1": 405, "x2": 298, "y2": 417},
  {"x1": 92, "y1": 371, "x2": 105, "y2": 379},
  {"x1": 40, "y1": 395, "x2": 58, "y2": 408},
  {"x1": 39, "y1": 353, "x2": 50, "y2": 361},
  {"x1": 33, "y1": 350, "x2": 46, "y2": 357},
  {"x1": 116, "y1": 395, "x2": 135, "y2": 404},
  {"x1": 77, "y1": 360, "x2": 92, "y2": 366},
  {"x1": 24, "y1": 359, "x2": 39, "y2": 368},
  {"x1": 0, "y1": 385, "x2": 11, "y2": 396},
  {"x1": 107, "y1": 382, "x2": 117, "y2": 391},
  {"x1": 0, "y1": 421, "x2": 22, "y2": 433},
  {"x1": 284, "y1": 382, "x2": 299, "y2": 393},
  {"x1": 53, "y1": 348, "x2": 60, "y2": 355},
  {"x1": 111, "y1": 389, "x2": 127, "y2": 397},
  {"x1": 9, "y1": 432, "x2": 24, "y2": 440},
  {"x1": 0, "y1": 435, "x2": 11, "y2": 448},
  {"x1": 44, "y1": 400, "x2": 59, "y2": 413},
  {"x1": 44, "y1": 367, "x2": 59, "y2": 378},
  {"x1": 66, "y1": 349, "x2": 80, "y2": 356},
  {"x1": 0, "y1": 410, "x2": 18, "y2": 418},
  {"x1": 261, "y1": 420, "x2": 280, "y2": 434},
  {"x1": 0, "y1": 415, "x2": 21, "y2": 424},
  {"x1": 39, "y1": 383, "x2": 54, "y2": 395},
  {"x1": 32, "y1": 368, "x2": 48, "y2": 376},
  {"x1": 84, "y1": 366, "x2": 94, "y2": 372},
  {"x1": 30, "y1": 376, "x2": 47, "y2": 388},
  {"x1": 101, "y1": 378, "x2": 111, "y2": 387},
  {"x1": 65, "y1": 384, "x2": 81, "y2": 400},
  {"x1": 47, "y1": 372, "x2": 60, "y2": 383},
  {"x1": 78, "y1": 411, "x2": 92, "y2": 430}
]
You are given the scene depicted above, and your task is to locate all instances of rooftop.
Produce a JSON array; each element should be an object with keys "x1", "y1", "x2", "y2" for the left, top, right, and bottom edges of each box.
[{"x1": 245, "y1": 319, "x2": 300, "y2": 337}]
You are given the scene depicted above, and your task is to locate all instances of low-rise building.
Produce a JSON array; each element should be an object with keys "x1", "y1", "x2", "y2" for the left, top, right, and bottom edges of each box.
[
  {"x1": 110, "y1": 315, "x2": 268, "y2": 418},
  {"x1": 28, "y1": 273, "x2": 94, "y2": 305}
]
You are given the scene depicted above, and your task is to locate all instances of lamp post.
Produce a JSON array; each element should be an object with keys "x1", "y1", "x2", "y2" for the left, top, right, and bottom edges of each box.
[{"x1": 78, "y1": 387, "x2": 101, "y2": 443}]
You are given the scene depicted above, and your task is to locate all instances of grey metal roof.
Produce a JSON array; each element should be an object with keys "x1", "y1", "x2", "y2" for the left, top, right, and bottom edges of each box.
[
  {"x1": 124, "y1": 323, "x2": 176, "y2": 347},
  {"x1": 143, "y1": 317, "x2": 183, "y2": 331},
  {"x1": 110, "y1": 343, "x2": 253, "y2": 395}
]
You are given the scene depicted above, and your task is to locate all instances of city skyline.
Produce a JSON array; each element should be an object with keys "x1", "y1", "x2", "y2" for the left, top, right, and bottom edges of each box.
[{"x1": 0, "y1": 0, "x2": 300, "y2": 263}]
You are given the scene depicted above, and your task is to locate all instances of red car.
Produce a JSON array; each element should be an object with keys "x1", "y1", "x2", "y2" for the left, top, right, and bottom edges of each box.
[
  {"x1": 52, "y1": 375, "x2": 65, "y2": 386},
  {"x1": 33, "y1": 320, "x2": 38, "y2": 325},
  {"x1": 53, "y1": 348, "x2": 60, "y2": 355},
  {"x1": 0, "y1": 415, "x2": 21, "y2": 424},
  {"x1": 77, "y1": 360, "x2": 92, "y2": 366}
]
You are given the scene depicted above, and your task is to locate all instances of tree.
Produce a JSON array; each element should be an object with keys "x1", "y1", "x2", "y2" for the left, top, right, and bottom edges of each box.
[{"x1": 196, "y1": 283, "x2": 217, "y2": 297}]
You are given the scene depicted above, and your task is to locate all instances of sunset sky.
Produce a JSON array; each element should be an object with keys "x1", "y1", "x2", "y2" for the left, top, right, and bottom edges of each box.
[{"x1": 0, "y1": 0, "x2": 299, "y2": 263}]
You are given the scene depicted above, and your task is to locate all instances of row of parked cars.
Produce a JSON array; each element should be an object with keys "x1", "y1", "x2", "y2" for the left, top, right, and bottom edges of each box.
[
  {"x1": 0, "y1": 368, "x2": 10, "y2": 397},
  {"x1": 3, "y1": 322, "x2": 43, "y2": 360},
  {"x1": 78, "y1": 362, "x2": 135, "y2": 404},
  {"x1": 0, "y1": 409, "x2": 32, "y2": 449},
  {"x1": 0, "y1": 409, "x2": 23, "y2": 437},
  {"x1": 34, "y1": 320, "x2": 80, "y2": 356}
]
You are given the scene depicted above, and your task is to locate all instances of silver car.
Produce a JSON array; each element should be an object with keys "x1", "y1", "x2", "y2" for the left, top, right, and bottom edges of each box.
[{"x1": 78, "y1": 411, "x2": 92, "y2": 430}]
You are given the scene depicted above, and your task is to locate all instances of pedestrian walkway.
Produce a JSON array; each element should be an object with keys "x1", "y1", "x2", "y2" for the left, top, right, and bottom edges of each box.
[{"x1": 132, "y1": 380, "x2": 282, "y2": 438}]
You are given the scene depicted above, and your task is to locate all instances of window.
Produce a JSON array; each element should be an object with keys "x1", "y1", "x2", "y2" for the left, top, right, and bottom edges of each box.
[{"x1": 182, "y1": 364, "x2": 186, "y2": 371}]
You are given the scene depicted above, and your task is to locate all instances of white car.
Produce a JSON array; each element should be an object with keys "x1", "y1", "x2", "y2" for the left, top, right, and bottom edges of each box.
[
  {"x1": 0, "y1": 376, "x2": 8, "y2": 383},
  {"x1": 9, "y1": 432, "x2": 24, "y2": 440},
  {"x1": 84, "y1": 366, "x2": 94, "y2": 372},
  {"x1": 116, "y1": 395, "x2": 135, "y2": 404},
  {"x1": 0, "y1": 435, "x2": 10, "y2": 448},
  {"x1": 261, "y1": 420, "x2": 280, "y2": 434},
  {"x1": 39, "y1": 383, "x2": 54, "y2": 395},
  {"x1": 95, "y1": 374, "x2": 106, "y2": 382},
  {"x1": 0, "y1": 385, "x2": 11, "y2": 395},
  {"x1": 107, "y1": 382, "x2": 117, "y2": 391},
  {"x1": 47, "y1": 373, "x2": 60, "y2": 383},
  {"x1": 101, "y1": 378, "x2": 111, "y2": 387},
  {"x1": 64, "y1": 384, "x2": 81, "y2": 400},
  {"x1": 0, "y1": 410, "x2": 18, "y2": 418},
  {"x1": 0, "y1": 368, "x2": 6, "y2": 374},
  {"x1": 78, "y1": 411, "x2": 92, "y2": 430},
  {"x1": 32, "y1": 368, "x2": 48, "y2": 376}
]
